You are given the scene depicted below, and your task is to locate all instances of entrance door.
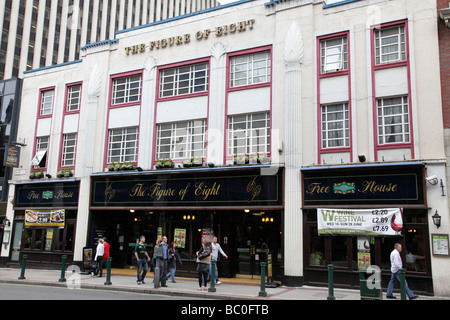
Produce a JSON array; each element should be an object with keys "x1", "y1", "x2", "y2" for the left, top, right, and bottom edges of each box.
[
  {"x1": 233, "y1": 212, "x2": 281, "y2": 278},
  {"x1": 11, "y1": 221, "x2": 23, "y2": 261}
]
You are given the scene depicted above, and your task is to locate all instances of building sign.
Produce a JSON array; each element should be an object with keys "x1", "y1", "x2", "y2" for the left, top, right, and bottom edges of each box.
[
  {"x1": 302, "y1": 164, "x2": 424, "y2": 206},
  {"x1": 124, "y1": 19, "x2": 255, "y2": 55},
  {"x1": 91, "y1": 168, "x2": 282, "y2": 208},
  {"x1": 15, "y1": 182, "x2": 79, "y2": 208},
  {"x1": 4, "y1": 144, "x2": 21, "y2": 167},
  {"x1": 25, "y1": 209, "x2": 65, "y2": 227},
  {"x1": 317, "y1": 208, "x2": 403, "y2": 236}
]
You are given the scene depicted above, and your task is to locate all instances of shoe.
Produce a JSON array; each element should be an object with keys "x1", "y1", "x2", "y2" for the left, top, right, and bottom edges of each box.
[
  {"x1": 141, "y1": 280, "x2": 145, "y2": 284},
  {"x1": 216, "y1": 281, "x2": 221, "y2": 285},
  {"x1": 386, "y1": 295, "x2": 396, "y2": 299},
  {"x1": 204, "y1": 287, "x2": 208, "y2": 291},
  {"x1": 409, "y1": 295, "x2": 419, "y2": 300},
  {"x1": 171, "y1": 281, "x2": 176, "y2": 283},
  {"x1": 137, "y1": 281, "x2": 141, "y2": 285},
  {"x1": 197, "y1": 288, "x2": 202, "y2": 291},
  {"x1": 161, "y1": 284, "x2": 168, "y2": 287}
]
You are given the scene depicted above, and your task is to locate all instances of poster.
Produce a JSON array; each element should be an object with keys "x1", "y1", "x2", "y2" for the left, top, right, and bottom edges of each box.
[
  {"x1": 317, "y1": 208, "x2": 403, "y2": 236},
  {"x1": 201, "y1": 228, "x2": 214, "y2": 244},
  {"x1": 174, "y1": 228, "x2": 186, "y2": 248},
  {"x1": 432, "y1": 234, "x2": 449, "y2": 256},
  {"x1": 25, "y1": 209, "x2": 65, "y2": 227}
]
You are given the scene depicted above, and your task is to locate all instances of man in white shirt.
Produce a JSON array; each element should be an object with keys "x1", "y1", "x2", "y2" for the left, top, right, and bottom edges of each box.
[
  {"x1": 209, "y1": 236, "x2": 228, "y2": 285},
  {"x1": 386, "y1": 243, "x2": 418, "y2": 299}
]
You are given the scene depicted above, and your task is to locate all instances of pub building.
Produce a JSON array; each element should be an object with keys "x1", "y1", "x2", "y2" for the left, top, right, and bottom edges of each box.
[
  {"x1": 2, "y1": 0, "x2": 449, "y2": 296},
  {"x1": 90, "y1": 165, "x2": 283, "y2": 279},
  {"x1": 8, "y1": 180, "x2": 79, "y2": 267},
  {"x1": 301, "y1": 162, "x2": 434, "y2": 294}
]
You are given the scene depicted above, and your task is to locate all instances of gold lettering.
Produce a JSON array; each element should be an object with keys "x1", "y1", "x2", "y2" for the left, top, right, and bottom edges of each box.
[
  {"x1": 139, "y1": 43, "x2": 146, "y2": 53},
  {"x1": 306, "y1": 183, "x2": 330, "y2": 195},
  {"x1": 195, "y1": 182, "x2": 220, "y2": 200},
  {"x1": 176, "y1": 36, "x2": 183, "y2": 45},
  {"x1": 27, "y1": 191, "x2": 40, "y2": 200},
  {"x1": 184, "y1": 33, "x2": 190, "y2": 43},
  {"x1": 358, "y1": 180, "x2": 399, "y2": 194},
  {"x1": 130, "y1": 184, "x2": 146, "y2": 197},
  {"x1": 215, "y1": 26, "x2": 223, "y2": 37}
]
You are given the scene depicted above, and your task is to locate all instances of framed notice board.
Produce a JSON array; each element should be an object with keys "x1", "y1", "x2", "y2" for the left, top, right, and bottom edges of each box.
[{"x1": 432, "y1": 234, "x2": 449, "y2": 256}]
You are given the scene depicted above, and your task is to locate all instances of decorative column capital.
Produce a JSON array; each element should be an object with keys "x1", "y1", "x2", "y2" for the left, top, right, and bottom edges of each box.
[{"x1": 284, "y1": 21, "x2": 303, "y2": 67}]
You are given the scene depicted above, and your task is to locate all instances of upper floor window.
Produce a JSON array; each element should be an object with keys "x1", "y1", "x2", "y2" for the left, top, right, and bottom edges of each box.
[
  {"x1": 40, "y1": 89, "x2": 54, "y2": 116},
  {"x1": 156, "y1": 119, "x2": 207, "y2": 160},
  {"x1": 159, "y1": 62, "x2": 209, "y2": 98},
  {"x1": 111, "y1": 74, "x2": 142, "y2": 105},
  {"x1": 228, "y1": 112, "x2": 270, "y2": 156},
  {"x1": 229, "y1": 51, "x2": 271, "y2": 88},
  {"x1": 61, "y1": 133, "x2": 77, "y2": 167},
  {"x1": 66, "y1": 84, "x2": 82, "y2": 112},
  {"x1": 374, "y1": 25, "x2": 406, "y2": 65},
  {"x1": 107, "y1": 127, "x2": 139, "y2": 163},
  {"x1": 321, "y1": 103, "x2": 350, "y2": 149},
  {"x1": 320, "y1": 36, "x2": 348, "y2": 73},
  {"x1": 377, "y1": 96, "x2": 410, "y2": 145}
]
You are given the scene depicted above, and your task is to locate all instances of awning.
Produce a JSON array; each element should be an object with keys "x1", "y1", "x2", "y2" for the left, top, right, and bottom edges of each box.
[{"x1": 30, "y1": 150, "x2": 47, "y2": 166}]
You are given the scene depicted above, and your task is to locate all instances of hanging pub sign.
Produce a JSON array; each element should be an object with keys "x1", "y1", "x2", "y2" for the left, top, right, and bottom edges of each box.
[
  {"x1": 317, "y1": 208, "x2": 403, "y2": 236},
  {"x1": 4, "y1": 144, "x2": 21, "y2": 168},
  {"x1": 25, "y1": 209, "x2": 65, "y2": 227}
]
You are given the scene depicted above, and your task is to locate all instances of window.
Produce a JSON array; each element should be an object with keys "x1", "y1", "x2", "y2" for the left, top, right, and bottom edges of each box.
[
  {"x1": 156, "y1": 120, "x2": 207, "y2": 160},
  {"x1": 228, "y1": 112, "x2": 270, "y2": 155},
  {"x1": 66, "y1": 84, "x2": 82, "y2": 112},
  {"x1": 61, "y1": 133, "x2": 77, "y2": 167},
  {"x1": 230, "y1": 51, "x2": 271, "y2": 88},
  {"x1": 40, "y1": 89, "x2": 54, "y2": 116},
  {"x1": 107, "y1": 127, "x2": 138, "y2": 163},
  {"x1": 321, "y1": 103, "x2": 350, "y2": 149},
  {"x1": 374, "y1": 25, "x2": 406, "y2": 65},
  {"x1": 159, "y1": 62, "x2": 209, "y2": 98},
  {"x1": 320, "y1": 36, "x2": 348, "y2": 73},
  {"x1": 111, "y1": 75, "x2": 142, "y2": 105},
  {"x1": 377, "y1": 96, "x2": 410, "y2": 145}
]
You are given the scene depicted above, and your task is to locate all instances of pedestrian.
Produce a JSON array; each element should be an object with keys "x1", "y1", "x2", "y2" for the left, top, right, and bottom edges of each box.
[
  {"x1": 166, "y1": 242, "x2": 182, "y2": 283},
  {"x1": 135, "y1": 235, "x2": 151, "y2": 285},
  {"x1": 209, "y1": 236, "x2": 228, "y2": 285},
  {"x1": 102, "y1": 237, "x2": 110, "y2": 268},
  {"x1": 386, "y1": 243, "x2": 418, "y2": 299},
  {"x1": 156, "y1": 236, "x2": 169, "y2": 287},
  {"x1": 93, "y1": 238, "x2": 104, "y2": 277},
  {"x1": 196, "y1": 241, "x2": 212, "y2": 291}
]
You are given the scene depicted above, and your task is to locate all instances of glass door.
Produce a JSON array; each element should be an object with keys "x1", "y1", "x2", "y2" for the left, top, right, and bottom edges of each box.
[{"x1": 11, "y1": 221, "x2": 23, "y2": 261}]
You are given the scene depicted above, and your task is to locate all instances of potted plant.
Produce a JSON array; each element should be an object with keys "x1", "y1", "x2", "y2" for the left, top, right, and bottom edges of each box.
[
  {"x1": 164, "y1": 158, "x2": 174, "y2": 168},
  {"x1": 29, "y1": 171, "x2": 36, "y2": 179},
  {"x1": 183, "y1": 158, "x2": 192, "y2": 168},
  {"x1": 63, "y1": 168, "x2": 73, "y2": 177},
  {"x1": 34, "y1": 169, "x2": 44, "y2": 179},
  {"x1": 155, "y1": 158, "x2": 163, "y2": 169},
  {"x1": 57, "y1": 169, "x2": 64, "y2": 178},
  {"x1": 107, "y1": 161, "x2": 116, "y2": 171},
  {"x1": 193, "y1": 156, "x2": 203, "y2": 167}
]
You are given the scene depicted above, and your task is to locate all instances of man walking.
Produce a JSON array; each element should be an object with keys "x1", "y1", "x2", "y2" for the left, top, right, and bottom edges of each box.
[
  {"x1": 135, "y1": 235, "x2": 151, "y2": 285},
  {"x1": 158, "y1": 236, "x2": 169, "y2": 287},
  {"x1": 209, "y1": 236, "x2": 228, "y2": 285},
  {"x1": 386, "y1": 243, "x2": 418, "y2": 299}
]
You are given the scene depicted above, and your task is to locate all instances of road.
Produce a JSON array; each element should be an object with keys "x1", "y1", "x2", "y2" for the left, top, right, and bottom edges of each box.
[{"x1": 0, "y1": 283, "x2": 201, "y2": 300}]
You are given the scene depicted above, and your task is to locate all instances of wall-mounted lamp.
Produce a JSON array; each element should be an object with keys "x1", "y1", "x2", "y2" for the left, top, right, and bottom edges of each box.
[
  {"x1": 3, "y1": 218, "x2": 10, "y2": 227},
  {"x1": 244, "y1": 209, "x2": 250, "y2": 213},
  {"x1": 358, "y1": 155, "x2": 366, "y2": 163},
  {"x1": 432, "y1": 210, "x2": 441, "y2": 229}
]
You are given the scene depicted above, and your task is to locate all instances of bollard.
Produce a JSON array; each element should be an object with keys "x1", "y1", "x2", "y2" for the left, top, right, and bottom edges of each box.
[
  {"x1": 327, "y1": 264, "x2": 335, "y2": 300},
  {"x1": 59, "y1": 255, "x2": 67, "y2": 282},
  {"x1": 259, "y1": 262, "x2": 267, "y2": 297},
  {"x1": 18, "y1": 255, "x2": 28, "y2": 280},
  {"x1": 208, "y1": 261, "x2": 217, "y2": 292},
  {"x1": 104, "y1": 257, "x2": 112, "y2": 285},
  {"x1": 154, "y1": 258, "x2": 160, "y2": 288},
  {"x1": 399, "y1": 268, "x2": 406, "y2": 300}
]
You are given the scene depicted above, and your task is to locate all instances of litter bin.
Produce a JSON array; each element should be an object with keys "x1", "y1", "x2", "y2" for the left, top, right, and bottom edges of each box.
[{"x1": 359, "y1": 267, "x2": 383, "y2": 300}]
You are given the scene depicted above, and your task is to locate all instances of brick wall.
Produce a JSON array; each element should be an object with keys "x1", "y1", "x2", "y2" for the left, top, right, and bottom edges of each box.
[{"x1": 438, "y1": 0, "x2": 450, "y2": 128}]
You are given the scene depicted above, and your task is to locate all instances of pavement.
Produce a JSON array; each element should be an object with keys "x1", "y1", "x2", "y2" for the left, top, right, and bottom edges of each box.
[{"x1": 0, "y1": 267, "x2": 448, "y2": 300}]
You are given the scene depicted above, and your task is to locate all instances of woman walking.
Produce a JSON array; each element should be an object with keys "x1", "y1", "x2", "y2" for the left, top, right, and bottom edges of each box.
[
  {"x1": 196, "y1": 241, "x2": 212, "y2": 291},
  {"x1": 166, "y1": 242, "x2": 182, "y2": 283}
]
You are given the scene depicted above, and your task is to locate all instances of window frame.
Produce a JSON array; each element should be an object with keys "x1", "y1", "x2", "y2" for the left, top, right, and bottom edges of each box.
[
  {"x1": 227, "y1": 112, "x2": 271, "y2": 157},
  {"x1": 157, "y1": 58, "x2": 210, "y2": 101},
  {"x1": 374, "y1": 24, "x2": 406, "y2": 66},
  {"x1": 110, "y1": 71, "x2": 143, "y2": 107},
  {"x1": 320, "y1": 102, "x2": 350, "y2": 149},
  {"x1": 376, "y1": 95, "x2": 410, "y2": 145},
  {"x1": 61, "y1": 133, "x2": 78, "y2": 167},
  {"x1": 106, "y1": 126, "x2": 139, "y2": 164},
  {"x1": 155, "y1": 119, "x2": 207, "y2": 161},
  {"x1": 320, "y1": 35, "x2": 348, "y2": 74},
  {"x1": 38, "y1": 87, "x2": 55, "y2": 118}
]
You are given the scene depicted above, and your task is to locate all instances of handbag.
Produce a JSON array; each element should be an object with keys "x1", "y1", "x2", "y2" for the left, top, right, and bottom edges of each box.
[{"x1": 154, "y1": 245, "x2": 164, "y2": 258}]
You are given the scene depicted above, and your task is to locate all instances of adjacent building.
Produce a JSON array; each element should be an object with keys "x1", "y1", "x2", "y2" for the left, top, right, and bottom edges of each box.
[{"x1": 1, "y1": 0, "x2": 449, "y2": 297}]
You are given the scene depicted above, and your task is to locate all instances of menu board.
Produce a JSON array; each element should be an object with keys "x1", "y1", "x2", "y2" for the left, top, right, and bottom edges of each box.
[{"x1": 432, "y1": 234, "x2": 449, "y2": 256}]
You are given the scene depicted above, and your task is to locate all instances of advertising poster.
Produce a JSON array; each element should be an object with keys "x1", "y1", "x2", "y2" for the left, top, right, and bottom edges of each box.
[
  {"x1": 25, "y1": 209, "x2": 65, "y2": 227},
  {"x1": 317, "y1": 208, "x2": 403, "y2": 236},
  {"x1": 174, "y1": 228, "x2": 186, "y2": 248},
  {"x1": 201, "y1": 228, "x2": 214, "y2": 244}
]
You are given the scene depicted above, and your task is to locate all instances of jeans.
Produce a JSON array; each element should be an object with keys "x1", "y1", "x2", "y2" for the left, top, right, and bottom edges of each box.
[
  {"x1": 166, "y1": 266, "x2": 176, "y2": 282},
  {"x1": 137, "y1": 259, "x2": 148, "y2": 282},
  {"x1": 386, "y1": 272, "x2": 415, "y2": 298},
  {"x1": 158, "y1": 259, "x2": 168, "y2": 285},
  {"x1": 94, "y1": 256, "x2": 103, "y2": 276}
]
